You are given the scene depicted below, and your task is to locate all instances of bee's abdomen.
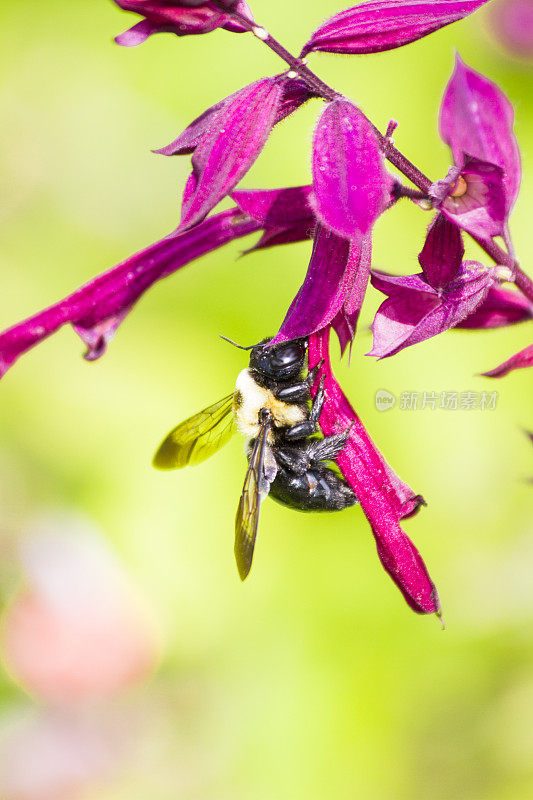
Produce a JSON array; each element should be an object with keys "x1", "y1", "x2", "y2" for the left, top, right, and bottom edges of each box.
[{"x1": 269, "y1": 463, "x2": 357, "y2": 512}]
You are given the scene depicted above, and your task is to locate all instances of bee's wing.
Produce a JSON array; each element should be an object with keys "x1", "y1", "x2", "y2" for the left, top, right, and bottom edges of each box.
[
  {"x1": 153, "y1": 393, "x2": 236, "y2": 470},
  {"x1": 234, "y1": 417, "x2": 277, "y2": 581}
]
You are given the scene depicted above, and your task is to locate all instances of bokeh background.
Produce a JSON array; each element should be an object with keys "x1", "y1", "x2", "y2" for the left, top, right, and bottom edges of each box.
[{"x1": 1, "y1": 1, "x2": 533, "y2": 798}]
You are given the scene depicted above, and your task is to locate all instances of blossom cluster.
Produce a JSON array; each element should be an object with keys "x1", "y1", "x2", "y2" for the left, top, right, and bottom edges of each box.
[{"x1": 1, "y1": 0, "x2": 532, "y2": 616}]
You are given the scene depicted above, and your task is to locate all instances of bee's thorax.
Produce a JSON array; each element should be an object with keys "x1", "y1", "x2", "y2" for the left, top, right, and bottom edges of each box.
[{"x1": 233, "y1": 368, "x2": 306, "y2": 441}]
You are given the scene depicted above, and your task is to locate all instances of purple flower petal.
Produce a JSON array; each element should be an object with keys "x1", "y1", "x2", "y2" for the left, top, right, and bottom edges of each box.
[
  {"x1": 242, "y1": 223, "x2": 315, "y2": 253},
  {"x1": 273, "y1": 76, "x2": 320, "y2": 124},
  {"x1": 0, "y1": 209, "x2": 261, "y2": 380},
  {"x1": 313, "y1": 100, "x2": 392, "y2": 239},
  {"x1": 331, "y1": 234, "x2": 372, "y2": 355},
  {"x1": 232, "y1": 185, "x2": 314, "y2": 226},
  {"x1": 442, "y1": 156, "x2": 507, "y2": 238},
  {"x1": 232, "y1": 185, "x2": 316, "y2": 253},
  {"x1": 308, "y1": 328, "x2": 440, "y2": 615},
  {"x1": 114, "y1": 1, "x2": 253, "y2": 43},
  {"x1": 115, "y1": 19, "x2": 161, "y2": 46},
  {"x1": 439, "y1": 55, "x2": 521, "y2": 213},
  {"x1": 73, "y1": 310, "x2": 133, "y2": 362},
  {"x1": 221, "y1": 1, "x2": 254, "y2": 32},
  {"x1": 371, "y1": 270, "x2": 433, "y2": 296},
  {"x1": 180, "y1": 78, "x2": 283, "y2": 229},
  {"x1": 155, "y1": 97, "x2": 232, "y2": 157},
  {"x1": 482, "y1": 341, "x2": 533, "y2": 377},
  {"x1": 418, "y1": 213, "x2": 464, "y2": 290},
  {"x1": 156, "y1": 76, "x2": 316, "y2": 158},
  {"x1": 270, "y1": 224, "x2": 353, "y2": 343},
  {"x1": 369, "y1": 262, "x2": 495, "y2": 358},
  {"x1": 301, "y1": 0, "x2": 488, "y2": 56},
  {"x1": 456, "y1": 284, "x2": 533, "y2": 328}
]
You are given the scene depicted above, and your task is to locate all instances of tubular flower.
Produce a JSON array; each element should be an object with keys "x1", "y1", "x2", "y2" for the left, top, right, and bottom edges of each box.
[
  {"x1": 268, "y1": 99, "x2": 392, "y2": 353},
  {"x1": 0, "y1": 197, "x2": 316, "y2": 380},
  {"x1": 0, "y1": 211, "x2": 257, "y2": 379},
  {"x1": 113, "y1": 0, "x2": 254, "y2": 46},
  {"x1": 308, "y1": 328, "x2": 439, "y2": 616}
]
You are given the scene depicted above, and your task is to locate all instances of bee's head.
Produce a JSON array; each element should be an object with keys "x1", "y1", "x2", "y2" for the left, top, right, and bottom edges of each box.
[{"x1": 249, "y1": 338, "x2": 307, "y2": 381}]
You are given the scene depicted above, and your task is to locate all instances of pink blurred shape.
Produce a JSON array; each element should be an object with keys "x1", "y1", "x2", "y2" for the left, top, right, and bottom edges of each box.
[
  {"x1": 1, "y1": 517, "x2": 159, "y2": 703},
  {"x1": 0, "y1": 708, "x2": 123, "y2": 800},
  {"x1": 490, "y1": 0, "x2": 533, "y2": 58}
]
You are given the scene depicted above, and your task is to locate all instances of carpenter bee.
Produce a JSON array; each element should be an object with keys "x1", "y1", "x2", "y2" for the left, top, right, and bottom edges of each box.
[{"x1": 153, "y1": 337, "x2": 357, "y2": 580}]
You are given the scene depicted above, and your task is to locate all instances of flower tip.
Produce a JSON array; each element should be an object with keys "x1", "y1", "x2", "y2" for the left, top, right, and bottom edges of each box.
[{"x1": 114, "y1": 20, "x2": 156, "y2": 47}]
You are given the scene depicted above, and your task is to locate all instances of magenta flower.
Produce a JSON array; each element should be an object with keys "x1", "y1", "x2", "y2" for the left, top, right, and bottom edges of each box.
[
  {"x1": 113, "y1": 0, "x2": 254, "y2": 46},
  {"x1": 301, "y1": 0, "x2": 489, "y2": 57},
  {"x1": 439, "y1": 54, "x2": 521, "y2": 221},
  {"x1": 3, "y1": 0, "x2": 531, "y2": 619},
  {"x1": 308, "y1": 328, "x2": 440, "y2": 616},
  {"x1": 369, "y1": 214, "x2": 496, "y2": 358}
]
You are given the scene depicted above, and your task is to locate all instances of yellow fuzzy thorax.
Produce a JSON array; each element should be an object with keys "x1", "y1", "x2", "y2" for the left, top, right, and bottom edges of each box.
[{"x1": 233, "y1": 368, "x2": 306, "y2": 442}]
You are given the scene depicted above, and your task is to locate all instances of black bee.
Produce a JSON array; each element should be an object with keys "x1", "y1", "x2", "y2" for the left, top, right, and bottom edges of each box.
[{"x1": 153, "y1": 338, "x2": 357, "y2": 580}]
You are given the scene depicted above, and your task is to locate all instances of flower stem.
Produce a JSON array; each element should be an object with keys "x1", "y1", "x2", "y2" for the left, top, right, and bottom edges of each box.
[
  {"x1": 228, "y1": 9, "x2": 337, "y2": 100},
  {"x1": 230, "y1": 8, "x2": 433, "y2": 192},
  {"x1": 227, "y1": 4, "x2": 533, "y2": 303},
  {"x1": 514, "y1": 266, "x2": 533, "y2": 302}
]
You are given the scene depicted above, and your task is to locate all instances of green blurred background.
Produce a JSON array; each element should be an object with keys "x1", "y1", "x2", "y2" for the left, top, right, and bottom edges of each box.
[{"x1": 1, "y1": 1, "x2": 533, "y2": 797}]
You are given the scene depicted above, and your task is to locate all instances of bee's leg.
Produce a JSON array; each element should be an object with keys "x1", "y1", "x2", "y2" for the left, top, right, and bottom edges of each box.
[
  {"x1": 273, "y1": 360, "x2": 326, "y2": 404},
  {"x1": 274, "y1": 381, "x2": 310, "y2": 403},
  {"x1": 309, "y1": 375, "x2": 325, "y2": 424},
  {"x1": 306, "y1": 359, "x2": 325, "y2": 387},
  {"x1": 306, "y1": 426, "x2": 352, "y2": 464},
  {"x1": 275, "y1": 446, "x2": 311, "y2": 476},
  {"x1": 283, "y1": 376, "x2": 326, "y2": 442}
]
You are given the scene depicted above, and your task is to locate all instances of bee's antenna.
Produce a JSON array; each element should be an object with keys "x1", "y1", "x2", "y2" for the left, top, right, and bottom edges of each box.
[{"x1": 219, "y1": 334, "x2": 255, "y2": 351}]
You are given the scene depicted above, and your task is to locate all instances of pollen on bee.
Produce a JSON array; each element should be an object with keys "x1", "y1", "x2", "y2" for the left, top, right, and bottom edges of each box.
[{"x1": 450, "y1": 175, "x2": 468, "y2": 198}]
